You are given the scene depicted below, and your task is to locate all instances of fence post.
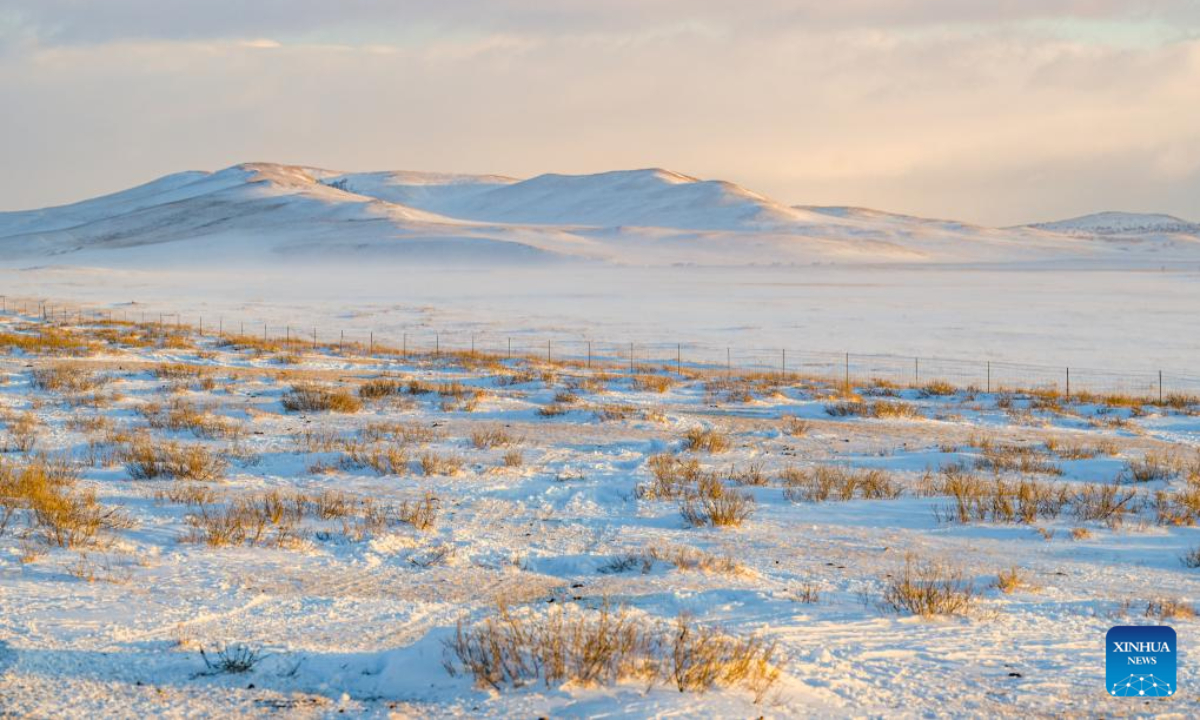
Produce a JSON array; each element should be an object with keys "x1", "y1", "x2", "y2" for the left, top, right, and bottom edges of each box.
[
  {"x1": 199, "y1": 317, "x2": 203, "y2": 335},
  {"x1": 340, "y1": 329, "x2": 344, "y2": 352},
  {"x1": 629, "y1": 342, "x2": 634, "y2": 374},
  {"x1": 1159, "y1": 370, "x2": 1163, "y2": 405},
  {"x1": 844, "y1": 353, "x2": 850, "y2": 390},
  {"x1": 547, "y1": 339, "x2": 551, "y2": 363},
  {"x1": 914, "y1": 357, "x2": 919, "y2": 386},
  {"x1": 369, "y1": 331, "x2": 374, "y2": 355},
  {"x1": 263, "y1": 323, "x2": 267, "y2": 341},
  {"x1": 986, "y1": 361, "x2": 991, "y2": 394},
  {"x1": 435, "y1": 333, "x2": 440, "y2": 358},
  {"x1": 726, "y1": 347, "x2": 731, "y2": 376},
  {"x1": 678, "y1": 343, "x2": 683, "y2": 376},
  {"x1": 587, "y1": 341, "x2": 592, "y2": 370},
  {"x1": 286, "y1": 325, "x2": 290, "y2": 343},
  {"x1": 507, "y1": 337, "x2": 511, "y2": 361},
  {"x1": 1065, "y1": 367, "x2": 1070, "y2": 400},
  {"x1": 403, "y1": 333, "x2": 407, "y2": 357},
  {"x1": 781, "y1": 348, "x2": 786, "y2": 376},
  {"x1": 312, "y1": 327, "x2": 317, "y2": 351}
]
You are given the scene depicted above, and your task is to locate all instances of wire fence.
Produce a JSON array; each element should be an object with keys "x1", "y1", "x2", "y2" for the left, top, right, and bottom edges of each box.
[{"x1": 3, "y1": 294, "x2": 1198, "y2": 401}]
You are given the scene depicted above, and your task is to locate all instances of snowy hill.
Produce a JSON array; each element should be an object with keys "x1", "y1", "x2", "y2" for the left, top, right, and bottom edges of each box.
[
  {"x1": 1, "y1": 162, "x2": 1197, "y2": 267},
  {"x1": 1023, "y1": 211, "x2": 1200, "y2": 236}
]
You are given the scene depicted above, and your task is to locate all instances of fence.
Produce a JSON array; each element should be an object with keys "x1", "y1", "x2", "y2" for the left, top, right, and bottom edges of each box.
[{"x1": 3, "y1": 294, "x2": 1198, "y2": 401}]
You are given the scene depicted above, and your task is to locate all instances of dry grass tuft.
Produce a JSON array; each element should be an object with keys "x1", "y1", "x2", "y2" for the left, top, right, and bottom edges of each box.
[
  {"x1": 420, "y1": 451, "x2": 465, "y2": 477},
  {"x1": 0, "y1": 456, "x2": 132, "y2": 548},
  {"x1": 125, "y1": 436, "x2": 227, "y2": 481},
  {"x1": 683, "y1": 427, "x2": 731, "y2": 454},
  {"x1": 445, "y1": 603, "x2": 781, "y2": 702},
  {"x1": 782, "y1": 466, "x2": 902, "y2": 502},
  {"x1": 282, "y1": 384, "x2": 362, "y2": 413},
  {"x1": 882, "y1": 556, "x2": 975, "y2": 617},
  {"x1": 470, "y1": 426, "x2": 519, "y2": 449},
  {"x1": 679, "y1": 476, "x2": 755, "y2": 528},
  {"x1": 1144, "y1": 599, "x2": 1196, "y2": 621}
]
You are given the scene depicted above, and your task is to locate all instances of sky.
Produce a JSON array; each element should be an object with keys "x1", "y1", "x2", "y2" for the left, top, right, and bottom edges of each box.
[{"x1": 1, "y1": 1, "x2": 1198, "y2": 225}]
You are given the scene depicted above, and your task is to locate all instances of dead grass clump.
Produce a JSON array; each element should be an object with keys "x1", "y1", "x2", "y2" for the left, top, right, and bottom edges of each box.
[
  {"x1": 0, "y1": 328, "x2": 91, "y2": 356},
  {"x1": 3, "y1": 412, "x2": 41, "y2": 452},
  {"x1": 125, "y1": 437, "x2": 227, "y2": 481},
  {"x1": 153, "y1": 363, "x2": 208, "y2": 381},
  {"x1": 538, "y1": 403, "x2": 571, "y2": 418},
  {"x1": 935, "y1": 474, "x2": 1070, "y2": 524},
  {"x1": 638, "y1": 454, "x2": 707, "y2": 500},
  {"x1": 343, "y1": 443, "x2": 410, "y2": 476},
  {"x1": 282, "y1": 384, "x2": 362, "y2": 413},
  {"x1": 1044, "y1": 437, "x2": 1119, "y2": 460},
  {"x1": 1152, "y1": 487, "x2": 1200, "y2": 526},
  {"x1": 1182, "y1": 546, "x2": 1200, "y2": 568},
  {"x1": 141, "y1": 399, "x2": 243, "y2": 439},
  {"x1": 595, "y1": 404, "x2": 638, "y2": 422},
  {"x1": 503, "y1": 449, "x2": 524, "y2": 468},
  {"x1": 781, "y1": 415, "x2": 811, "y2": 437},
  {"x1": 154, "y1": 483, "x2": 221, "y2": 507},
  {"x1": 31, "y1": 364, "x2": 108, "y2": 393},
  {"x1": 1145, "y1": 599, "x2": 1196, "y2": 621},
  {"x1": 782, "y1": 466, "x2": 902, "y2": 502},
  {"x1": 919, "y1": 380, "x2": 957, "y2": 397},
  {"x1": 1072, "y1": 483, "x2": 1139, "y2": 527},
  {"x1": 825, "y1": 400, "x2": 869, "y2": 417},
  {"x1": 632, "y1": 374, "x2": 675, "y2": 393},
  {"x1": 1123, "y1": 451, "x2": 1181, "y2": 483},
  {"x1": 359, "y1": 421, "x2": 441, "y2": 445},
  {"x1": 683, "y1": 427, "x2": 731, "y2": 454},
  {"x1": 396, "y1": 491, "x2": 440, "y2": 531},
  {"x1": 358, "y1": 378, "x2": 404, "y2": 400},
  {"x1": 438, "y1": 382, "x2": 485, "y2": 412},
  {"x1": 974, "y1": 442, "x2": 1062, "y2": 476},
  {"x1": 992, "y1": 566, "x2": 1034, "y2": 594},
  {"x1": 871, "y1": 401, "x2": 921, "y2": 419},
  {"x1": 445, "y1": 604, "x2": 781, "y2": 702},
  {"x1": 0, "y1": 456, "x2": 131, "y2": 548},
  {"x1": 420, "y1": 451, "x2": 465, "y2": 476},
  {"x1": 470, "y1": 426, "x2": 519, "y2": 449},
  {"x1": 882, "y1": 557, "x2": 975, "y2": 617},
  {"x1": 679, "y1": 476, "x2": 755, "y2": 528}
]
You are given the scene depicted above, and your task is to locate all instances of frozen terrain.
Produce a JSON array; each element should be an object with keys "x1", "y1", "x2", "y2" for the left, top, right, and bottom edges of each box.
[
  {"x1": 0, "y1": 309, "x2": 1197, "y2": 717},
  {"x1": 0, "y1": 165, "x2": 1198, "y2": 717}
]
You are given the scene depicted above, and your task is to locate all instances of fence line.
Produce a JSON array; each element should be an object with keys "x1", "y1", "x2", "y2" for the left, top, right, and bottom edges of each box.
[{"x1": 2, "y1": 294, "x2": 1197, "y2": 401}]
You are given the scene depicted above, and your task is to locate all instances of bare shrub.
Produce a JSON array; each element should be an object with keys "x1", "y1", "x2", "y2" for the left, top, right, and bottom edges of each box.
[
  {"x1": 974, "y1": 442, "x2": 1061, "y2": 476},
  {"x1": 502, "y1": 450, "x2": 524, "y2": 468},
  {"x1": 31, "y1": 364, "x2": 107, "y2": 393},
  {"x1": 933, "y1": 472, "x2": 1070, "y2": 524},
  {"x1": 200, "y1": 643, "x2": 266, "y2": 674},
  {"x1": 3, "y1": 412, "x2": 40, "y2": 452},
  {"x1": 396, "y1": 491, "x2": 440, "y2": 531},
  {"x1": 882, "y1": 557, "x2": 975, "y2": 617},
  {"x1": 537, "y1": 403, "x2": 571, "y2": 418},
  {"x1": 683, "y1": 427, "x2": 731, "y2": 454},
  {"x1": 282, "y1": 384, "x2": 362, "y2": 413}
]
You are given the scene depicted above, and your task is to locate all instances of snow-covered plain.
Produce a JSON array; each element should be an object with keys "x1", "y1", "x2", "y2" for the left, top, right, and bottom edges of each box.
[{"x1": 0, "y1": 310, "x2": 1198, "y2": 717}]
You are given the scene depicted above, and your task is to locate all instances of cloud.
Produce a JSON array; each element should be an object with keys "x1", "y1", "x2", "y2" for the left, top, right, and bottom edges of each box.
[
  {"x1": 4, "y1": 1, "x2": 1199, "y2": 46},
  {"x1": 0, "y1": 2, "x2": 1198, "y2": 223}
]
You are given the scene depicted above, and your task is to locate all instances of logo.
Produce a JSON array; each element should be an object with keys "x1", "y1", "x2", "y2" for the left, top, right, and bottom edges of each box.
[{"x1": 1107, "y1": 626, "x2": 1176, "y2": 697}]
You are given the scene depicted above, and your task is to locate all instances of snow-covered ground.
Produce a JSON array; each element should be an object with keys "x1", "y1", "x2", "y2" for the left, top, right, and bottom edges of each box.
[{"x1": 0, "y1": 310, "x2": 1197, "y2": 717}]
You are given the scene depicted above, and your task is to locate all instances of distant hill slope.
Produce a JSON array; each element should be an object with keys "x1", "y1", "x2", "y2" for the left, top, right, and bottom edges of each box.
[
  {"x1": 1022, "y1": 211, "x2": 1200, "y2": 236},
  {"x1": 1, "y1": 163, "x2": 1197, "y2": 267}
]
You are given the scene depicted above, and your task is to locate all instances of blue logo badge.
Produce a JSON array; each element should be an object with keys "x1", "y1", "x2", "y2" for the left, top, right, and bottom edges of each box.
[{"x1": 1107, "y1": 626, "x2": 1176, "y2": 697}]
